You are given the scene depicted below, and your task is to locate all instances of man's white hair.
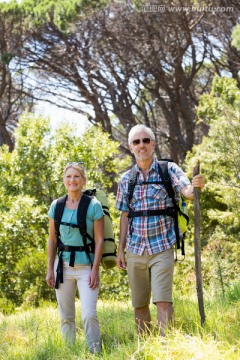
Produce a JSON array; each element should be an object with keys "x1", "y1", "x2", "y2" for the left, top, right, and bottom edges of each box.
[{"x1": 128, "y1": 125, "x2": 156, "y2": 145}]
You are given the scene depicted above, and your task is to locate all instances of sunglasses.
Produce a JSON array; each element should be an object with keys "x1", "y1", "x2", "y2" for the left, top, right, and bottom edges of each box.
[
  {"x1": 132, "y1": 138, "x2": 151, "y2": 146},
  {"x1": 66, "y1": 161, "x2": 84, "y2": 166}
]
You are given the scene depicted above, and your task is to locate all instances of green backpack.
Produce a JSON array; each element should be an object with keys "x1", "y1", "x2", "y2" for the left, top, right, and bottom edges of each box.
[
  {"x1": 178, "y1": 196, "x2": 189, "y2": 235},
  {"x1": 127, "y1": 160, "x2": 189, "y2": 256}
]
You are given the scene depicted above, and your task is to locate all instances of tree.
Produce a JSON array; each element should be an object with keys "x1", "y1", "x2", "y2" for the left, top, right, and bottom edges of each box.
[
  {"x1": 14, "y1": 0, "x2": 240, "y2": 162},
  {"x1": 0, "y1": 2, "x2": 34, "y2": 149},
  {"x1": 184, "y1": 76, "x2": 240, "y2": 294}
]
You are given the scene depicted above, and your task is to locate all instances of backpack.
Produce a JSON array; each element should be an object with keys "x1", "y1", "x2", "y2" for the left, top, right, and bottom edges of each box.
[
  {"x1": 127, "y1": 160, "x2": 189, "y2": 257},
  {"x1": 54, "y1": 188, "x2": 117, "y2": 289}
]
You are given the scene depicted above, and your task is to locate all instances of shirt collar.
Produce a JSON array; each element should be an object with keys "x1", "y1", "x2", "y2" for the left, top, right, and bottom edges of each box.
[{"x1": 135, "y1": 157, "x2": 159, "y2": 174}]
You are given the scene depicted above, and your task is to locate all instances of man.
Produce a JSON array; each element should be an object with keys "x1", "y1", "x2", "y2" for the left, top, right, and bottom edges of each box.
[{"x1": 115, "y1": 124, "x2": 205, "y2": 336}]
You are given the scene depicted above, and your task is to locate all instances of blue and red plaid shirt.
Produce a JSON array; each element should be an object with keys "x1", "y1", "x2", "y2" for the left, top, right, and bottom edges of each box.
[{"x1": 115, "y1": 158, "x2": 191, "y2": 255}]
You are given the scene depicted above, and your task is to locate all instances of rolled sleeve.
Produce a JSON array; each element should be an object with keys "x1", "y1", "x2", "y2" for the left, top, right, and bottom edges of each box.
[
  {"x1": 115, "y1": 172, "x2": 130, "y2": 212},
  {"x1": 168, "y1": 162, "x2": 191, "y2": 197},
  {"x1": 48, "y1": 199, "x2": 57, "y2": 219},
  {"x1": 92, "y1": 200, "x2": 104, "y2": 221}
]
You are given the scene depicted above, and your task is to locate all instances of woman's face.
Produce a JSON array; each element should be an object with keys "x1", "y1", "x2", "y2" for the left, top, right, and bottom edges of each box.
[{"x1": 63, "y1": 166, "x2": 86, "y2": 192}]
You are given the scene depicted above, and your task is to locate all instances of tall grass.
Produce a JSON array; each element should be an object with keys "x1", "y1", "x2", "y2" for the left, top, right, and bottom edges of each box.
[{"x1": 0, "y1": 286, "x2": 239, "y2": 359}]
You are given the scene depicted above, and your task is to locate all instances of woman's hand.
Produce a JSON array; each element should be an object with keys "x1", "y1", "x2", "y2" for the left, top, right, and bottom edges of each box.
[
  {"x1": 88, "y1": 267, "x2": 100, "y2": 289},
  {"x1": 46, "y1": 268, "x2": 55, "y2": 288}
]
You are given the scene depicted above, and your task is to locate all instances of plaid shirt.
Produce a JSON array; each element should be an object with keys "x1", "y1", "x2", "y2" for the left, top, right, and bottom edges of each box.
[{"x1": 115, "y1": 158, "x2": 191, "y2": 255}]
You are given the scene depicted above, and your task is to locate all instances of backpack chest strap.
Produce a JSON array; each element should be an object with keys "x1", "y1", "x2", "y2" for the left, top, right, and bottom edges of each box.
[
  {"x1": 59, "y1": 222, "x2": 94, "y2": 242},
  {"x1": 128, "y1": 207, "x2": 176, "y2": 218},
  {"x1": 60, "y1": 244, "x2": 94, "y2": 253}
]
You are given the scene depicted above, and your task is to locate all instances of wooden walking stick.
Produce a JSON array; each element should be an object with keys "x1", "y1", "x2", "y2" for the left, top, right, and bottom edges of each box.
[{"x1": 193, "y1": 160, "x2": 206, "y2": 326}]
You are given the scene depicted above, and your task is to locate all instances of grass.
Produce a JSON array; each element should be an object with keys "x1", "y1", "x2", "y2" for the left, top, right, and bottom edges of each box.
[{"x1": 0, "y1": 290, "x2": 240, "y2": 360}]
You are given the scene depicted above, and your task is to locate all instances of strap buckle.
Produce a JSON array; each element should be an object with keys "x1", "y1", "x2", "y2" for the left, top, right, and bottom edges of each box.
[{"x1": 166, "y1": 207, "x2": 176, "y2": 216}]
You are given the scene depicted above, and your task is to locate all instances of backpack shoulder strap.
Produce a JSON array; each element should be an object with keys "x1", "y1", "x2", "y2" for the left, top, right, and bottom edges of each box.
[
  {"x1": 127, "y1": 165, "x2": 138, "y2": 207},
  {"x1": 158, "y1": 160, "x2": 182, "y2": 252},
  {"x1": 54, "y1": 195, "x2": 68, "y2": 239},
  {"x1": 158, "y1": 160, "x2": 175, "y2": 200},
  {"x1": 77, "y1": 193, "x2": 95, "y2": 265},
  {"x1": 77, "y1": 194, "x2": 92, "y2": 239}
]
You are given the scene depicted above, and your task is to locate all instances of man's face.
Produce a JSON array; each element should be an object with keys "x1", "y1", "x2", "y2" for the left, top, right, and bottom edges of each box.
[{"x1": 129, "y1": 130, "x2": 156, "y2": 162}]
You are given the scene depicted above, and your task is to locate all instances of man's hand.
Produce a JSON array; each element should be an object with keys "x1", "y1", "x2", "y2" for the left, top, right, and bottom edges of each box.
[
  {"x1": 182, "y1": 174, "x2": 206, "y2": 199},
  {"x1": 117, "y1": 249, "x2": 126, "y2": 270},
  {"x1": 192, "y1": 174, "x2": 205, "y2": 189}
]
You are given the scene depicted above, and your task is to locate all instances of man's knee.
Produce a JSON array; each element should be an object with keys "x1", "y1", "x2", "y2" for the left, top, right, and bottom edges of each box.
[
  {"x1": 156, "y1": 301, "x2": 174, "y2": 323},
  {"x1": 135, "y1": 304, "x2": 149, "y2": 314},
  {"x1": 156, "y1": 301, "x2": 173, "y2": 313}
]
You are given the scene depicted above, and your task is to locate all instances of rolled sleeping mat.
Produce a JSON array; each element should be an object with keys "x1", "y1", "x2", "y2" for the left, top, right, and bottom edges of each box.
[{"x1": 95, "y1": 189, "x2": 117, "y2": 269}]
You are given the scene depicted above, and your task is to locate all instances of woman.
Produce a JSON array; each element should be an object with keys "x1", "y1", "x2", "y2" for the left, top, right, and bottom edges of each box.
[{"x1": 46, "y1": 162, "x2": 104, "y2": 353}]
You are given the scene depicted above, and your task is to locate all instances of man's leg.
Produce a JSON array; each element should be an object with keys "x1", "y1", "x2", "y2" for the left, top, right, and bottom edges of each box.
[
  {"x1": 156, "y1": 301, "x2": 174, "y2": 336},
  {"x1": 135, "y1": 305, "x2": 151, "y2": 335},
  {"x1": 150, "y1": 247, "x2": 175, "y2": 336},
  {"x1": 126, "y1": 250, "x2": 151, "y2": 335}
]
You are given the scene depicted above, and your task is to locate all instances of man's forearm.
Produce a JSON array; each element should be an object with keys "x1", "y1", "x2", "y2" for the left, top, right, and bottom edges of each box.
[
  {"x1": 118, "y1": 212, "x2": 129, "y2": 252},
  {"x1": 181, "y1": 184, "x2": 194, "y2": 200},
  {"x1": 182, "y1": 174, "x2": 205, "y2": 200}
]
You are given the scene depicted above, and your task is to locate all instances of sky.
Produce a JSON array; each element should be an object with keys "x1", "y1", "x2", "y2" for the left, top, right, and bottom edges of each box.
[{"x1": 35, "y1": 101, "x2": 90, "y2": 136}]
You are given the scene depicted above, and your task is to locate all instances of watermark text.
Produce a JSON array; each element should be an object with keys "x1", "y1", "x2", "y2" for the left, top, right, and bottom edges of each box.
[{"x1": 140, "y1": 4, "x2": 234, "y2": 13}]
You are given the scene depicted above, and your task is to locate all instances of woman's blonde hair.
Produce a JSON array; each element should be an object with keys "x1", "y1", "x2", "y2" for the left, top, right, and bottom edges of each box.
[{"x1": 63, "y1": 162, "x2": 86, "y2": 180}]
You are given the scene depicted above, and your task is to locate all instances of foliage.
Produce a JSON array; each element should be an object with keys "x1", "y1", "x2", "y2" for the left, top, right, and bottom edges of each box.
[
  {"x1": 20, "y1": 0, "x2": 109, "y2": 29},
  {"x1": 99, "y1": 268, "x2": 130, "y2": 301},
  {"x1": 10, "y1": 114, "x2": 53, "y2": 201},
  {"x1": 0, "y1": 112, "x2": 130, "y2": 311},
  {"x1": 184, "y1": 76, "x2": 240, "y2": 295},
  {"x1": 232, "y1": 24, "x2": 240, "y2": 51},
  {"x1": 14, "y1": 250, "x2": 55, "y2": 307},
  {"x1": 0, "y1": 288, "x2": 240, "y2": 359},
  {"x1": 0, "y1": 195, "x2": 48, "y2": 306}
]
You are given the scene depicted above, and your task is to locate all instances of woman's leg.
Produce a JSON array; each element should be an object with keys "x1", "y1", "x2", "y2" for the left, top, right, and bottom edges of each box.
[
  {"x1": 76, "y1": 266, "x2": 101, "y2": 353},
  {"x1": 55, "y1": 262, "x2": 76, "y2": 343}
]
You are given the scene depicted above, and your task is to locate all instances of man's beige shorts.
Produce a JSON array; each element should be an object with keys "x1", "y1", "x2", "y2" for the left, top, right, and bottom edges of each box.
[{"x1": 126, "y1": 247, "x2": 174, "y2": 308}]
